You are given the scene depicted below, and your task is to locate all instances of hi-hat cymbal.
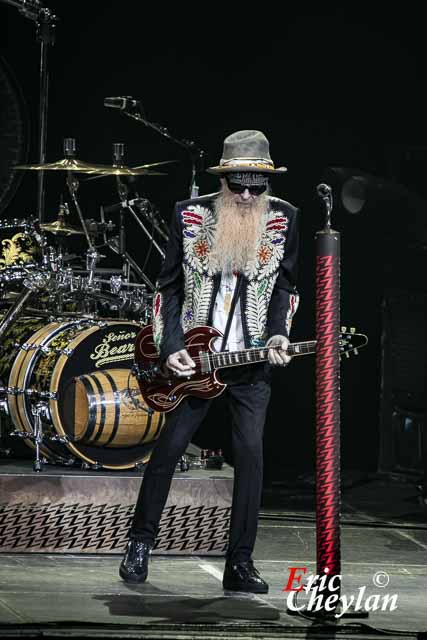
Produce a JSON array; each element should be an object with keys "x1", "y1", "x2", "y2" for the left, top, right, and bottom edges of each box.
[
  {"x1": 14, "y1": 158, "x2": 113, "y2": 173},
  {"x1": 40, "y1": 220, "x2": 86, "y2": 235}
]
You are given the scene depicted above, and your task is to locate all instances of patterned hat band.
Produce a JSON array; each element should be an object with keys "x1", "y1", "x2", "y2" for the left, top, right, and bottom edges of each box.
[
  {"x1": 220, "y1": 158, "x2": 275, "y2": 170},
  {"x1": 226, "y1": 172, "x2": 269, "y2": 186}
]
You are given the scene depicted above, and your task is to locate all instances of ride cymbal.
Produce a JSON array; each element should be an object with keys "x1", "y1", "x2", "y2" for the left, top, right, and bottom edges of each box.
[{"x1": 14, "y1": 158, "x2": 113, "y2": 173}]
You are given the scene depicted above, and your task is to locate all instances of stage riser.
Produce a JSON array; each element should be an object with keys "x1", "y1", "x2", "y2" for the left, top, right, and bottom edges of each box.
[{"x1": 0, "y1": 472, "x2": 233, "y2": 555}]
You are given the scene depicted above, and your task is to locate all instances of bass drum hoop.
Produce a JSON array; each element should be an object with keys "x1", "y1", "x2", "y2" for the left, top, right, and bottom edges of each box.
[
  {"x1": 8, "y1": 320, "x2": 77, "y2": 462},
  {"x1": 49, "y1": 320, "x2": 155, "y2": 470},
  {"x1": 9, "y1": 320, "x2": 157, "y2": 470}
]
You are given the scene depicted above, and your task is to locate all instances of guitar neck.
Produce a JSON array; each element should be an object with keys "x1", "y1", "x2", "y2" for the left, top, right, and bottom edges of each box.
[{"x1": 209, "y1": 340, "x2": 317, "y2": 370}]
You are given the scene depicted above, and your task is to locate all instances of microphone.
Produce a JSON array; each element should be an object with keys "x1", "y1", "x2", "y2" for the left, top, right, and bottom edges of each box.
[
  {"x1": 104, "y1": 96, "x2": 140, "y2": 110},
  {"x1": 317, "y1": 183, "x2": 332, "y2": 198}
]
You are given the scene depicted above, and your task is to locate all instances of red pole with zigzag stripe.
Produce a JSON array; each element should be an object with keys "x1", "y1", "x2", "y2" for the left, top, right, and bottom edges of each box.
[{"x1": 315, "y1": 186, "x2": 341, "y2": 601}]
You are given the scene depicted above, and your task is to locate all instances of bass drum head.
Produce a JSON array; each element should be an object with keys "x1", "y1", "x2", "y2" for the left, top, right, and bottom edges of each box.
[{"x1": 50, "y1": 321, "x2": 164, "y2": 470}]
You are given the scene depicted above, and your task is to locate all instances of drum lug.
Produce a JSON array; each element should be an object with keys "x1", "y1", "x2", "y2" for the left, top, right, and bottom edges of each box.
[
  {"x1": 24, "y1": 389, "x2": 56, "y2": 402},
  {"x1": 8, "y1": 386, "x2": 23, "y2": 396},
  {"x1": 23, "y1": 388, "x2": 37, "y2": 397},
  {"x1": 10, "y1": 429, "x2": 31, "y2": 439},
  {"x1": 20, "y1": 342, "x2": 38, "y2": 352},
  {"x1": 40, "y1": 390, "x2": 57, "y2": 401},
  {"x1": 58, "y1": 347, "x2": 73, "y2": 357},
  {"x1": 49, "y1": 434, "x2": 70, "y2": 444}
]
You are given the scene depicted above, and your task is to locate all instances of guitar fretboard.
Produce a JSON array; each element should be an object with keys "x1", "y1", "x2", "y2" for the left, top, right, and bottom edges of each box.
[{"x1": 208, "y1": 340, "x2": 317, "y2": 370}]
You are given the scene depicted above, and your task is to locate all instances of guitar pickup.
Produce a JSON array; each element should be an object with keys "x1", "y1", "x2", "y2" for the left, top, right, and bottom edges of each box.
[{"x1": 199, "y1": 351, "x2": 211, "y2": 374}]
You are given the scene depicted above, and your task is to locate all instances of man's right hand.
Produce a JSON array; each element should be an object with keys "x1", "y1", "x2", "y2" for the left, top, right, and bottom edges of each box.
[{"x1": 166, "y1": 349, "x2": 196, "y2": 377}]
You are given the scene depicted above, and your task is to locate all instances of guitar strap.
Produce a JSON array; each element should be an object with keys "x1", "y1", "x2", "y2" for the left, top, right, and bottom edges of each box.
[{"x1": 220, "y1": 273, "x2": 243, "y2": 352}]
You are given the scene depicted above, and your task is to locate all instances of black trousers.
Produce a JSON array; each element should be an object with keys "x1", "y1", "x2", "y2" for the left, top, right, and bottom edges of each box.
[{"x1": 129, "y1": 380, "x2": 271, "y2": 564}]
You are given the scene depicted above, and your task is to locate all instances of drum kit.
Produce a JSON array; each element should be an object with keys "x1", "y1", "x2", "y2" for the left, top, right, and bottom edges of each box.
[
  {"x1": 0, "y1": 137, "x2": 173, "y2": 472},
  {"x1": 0, "y1": 0, "x2": 207, "y2": 473}
]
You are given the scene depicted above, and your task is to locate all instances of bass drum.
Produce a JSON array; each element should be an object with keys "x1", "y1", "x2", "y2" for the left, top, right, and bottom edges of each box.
[{"x1": 3, "y1": 318, "x2": 165, "y2": 470}]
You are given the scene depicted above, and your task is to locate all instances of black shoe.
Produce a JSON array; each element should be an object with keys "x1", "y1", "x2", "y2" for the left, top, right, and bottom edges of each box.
[
  {"x1": 222, "y1": 559, "x2": 269, "y2": 594},
  {"x1": 119, "y1": 540, "x2": 152, "y2": 583}
]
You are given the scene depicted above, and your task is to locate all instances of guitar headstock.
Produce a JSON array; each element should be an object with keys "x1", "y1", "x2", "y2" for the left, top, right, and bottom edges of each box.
[{"x1": 339, "y1": 326, "x2": 368, "y2": 359}]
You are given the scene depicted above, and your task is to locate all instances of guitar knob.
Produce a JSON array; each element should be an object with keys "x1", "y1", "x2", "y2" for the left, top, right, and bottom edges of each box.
[{"x1": 168, "y1": 394, "x2": 177, "y2": 402}]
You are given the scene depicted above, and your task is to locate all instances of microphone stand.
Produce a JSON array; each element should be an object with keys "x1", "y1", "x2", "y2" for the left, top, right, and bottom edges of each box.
[
  {"x1": 1, "y1": 0, "x2": 58, "y2": 224},
  {"x1": 117, "y1": 102, "x2": 205, "y2": 199}
]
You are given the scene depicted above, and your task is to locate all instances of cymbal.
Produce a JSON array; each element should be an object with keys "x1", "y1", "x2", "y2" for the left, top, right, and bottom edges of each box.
[
  {"x1": 40, "y1": 220, "x2": 86, "y2": 235},
  {"x1": 14, "y1": 158, "x2": 114, "y2": 173},
  {"x1": 85, "y1": 165, "x2": 167, "y2": 179},
  {"x1": 133, "y1": 160, "x2": 177, "y2": 170}
]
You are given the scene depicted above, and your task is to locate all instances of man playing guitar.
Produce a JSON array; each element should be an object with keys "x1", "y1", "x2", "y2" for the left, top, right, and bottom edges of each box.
[{"x1": 119, "y1": 130, "x2": 299, "y2": 593}]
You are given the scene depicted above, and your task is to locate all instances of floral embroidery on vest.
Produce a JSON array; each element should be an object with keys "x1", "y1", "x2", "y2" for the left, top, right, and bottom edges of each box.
[
  {"x1": 181, "y1": 205, "x2": 217, "y2": 330},
  {"x1": 152, "y1": 292, "x2": 164, "y2": 350},
  {"x1": 243, "y1": 202, "x2": 288, "y2": 344}
]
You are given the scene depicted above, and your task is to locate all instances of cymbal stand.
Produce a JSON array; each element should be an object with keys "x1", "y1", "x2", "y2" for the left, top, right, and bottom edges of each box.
[
  {"x1": 113, "y1": 144, "x2": 131, "y2": 280},
  {"x1": 64, "y1": 139, "x2": 101, "y2": 285},
  {"x1": 99, "y1": 206, "x2": 155, "y2": 291},
  {"x1": 1, "y1": 0, "x2": 58, "y2": 223},
  {"x1": 107, "y1": 143, "x2": 161, "y2": 289}
]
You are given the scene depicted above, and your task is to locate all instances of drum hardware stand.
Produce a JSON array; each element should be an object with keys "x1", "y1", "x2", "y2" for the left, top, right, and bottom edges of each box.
[
  {"x1": 1, "y1": 0, "x2": 58, "y2": 223},
  {"x1": 112, "y1": 142, "x2": 166, "y2": 267},
  {"x1": 0, "y1": 392, "x2": 12, "y2": 458},
  {"x1": 9, "y1": 401, "x2": 50, "y2": 472},
  {"x1": 106, "y1": 96, "x2": 205, "y2": 199},
  {"x1": 0, "y1": 270, "x2": 50, "y2": 343},
  {"x1": 63, "y1": 138, "x2": 97, "y2": 251},
  {"x1": 10, "y1": 398, "x2": 71, "y2": 472},
  {"x1": 118, "y1": 200, "x2": 166, "y2": 260},
  {"x1": 107, "y1": 233, "x2": 155, "y2": 291}
]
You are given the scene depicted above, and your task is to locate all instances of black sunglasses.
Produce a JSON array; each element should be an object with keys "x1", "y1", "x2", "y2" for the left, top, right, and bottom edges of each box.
[{"x1": 226, "y1": 180, "x2": 267, "y2": 196}]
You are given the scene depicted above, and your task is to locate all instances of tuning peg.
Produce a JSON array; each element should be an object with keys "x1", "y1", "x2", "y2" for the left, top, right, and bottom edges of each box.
[
  {"x1": 345, "y1": 352, "x2": 350, "y2": 358},
  {"x1": 350, "y1": 327, "x2": 356, "y2": 334},
  {"x1": 341, "y1": 326, "x2": 347, "y2": 333},
  {"x1": 354, "y1": 348, "x2": 359, "y2": 355}
]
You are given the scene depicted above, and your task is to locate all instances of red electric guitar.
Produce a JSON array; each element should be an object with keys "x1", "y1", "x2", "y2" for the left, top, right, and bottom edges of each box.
[{"x1": 133, "y1": 325, "x2": 368, "y2": 413}]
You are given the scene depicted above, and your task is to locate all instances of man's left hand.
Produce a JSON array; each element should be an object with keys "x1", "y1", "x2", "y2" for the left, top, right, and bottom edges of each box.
[{"x1": 267, "y1": 335, "x2": 291, "y2": 366}]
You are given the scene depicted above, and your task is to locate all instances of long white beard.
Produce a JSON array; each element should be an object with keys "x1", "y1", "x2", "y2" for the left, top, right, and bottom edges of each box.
[{"x1": 209, "y1": 189, "x2": 267, "y2": 275}]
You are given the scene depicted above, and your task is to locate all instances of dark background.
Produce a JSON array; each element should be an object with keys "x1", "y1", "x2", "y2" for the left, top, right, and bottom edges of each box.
[{"x1": 2, "y1": 4, "x2": 427, "y2": 481}]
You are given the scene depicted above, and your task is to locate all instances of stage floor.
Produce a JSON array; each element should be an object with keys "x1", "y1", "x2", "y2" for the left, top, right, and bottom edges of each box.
[{"x1": 0, "y1": 472, "x2": 426, "y2": 639}]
